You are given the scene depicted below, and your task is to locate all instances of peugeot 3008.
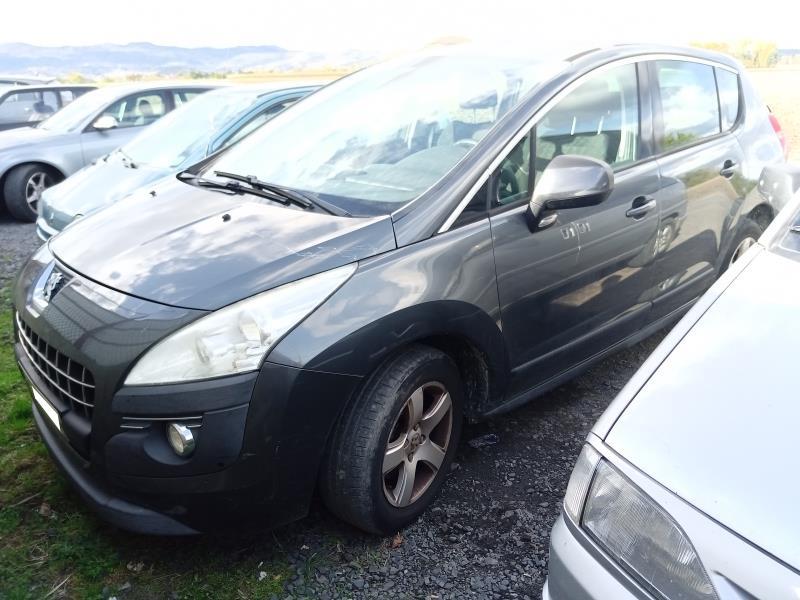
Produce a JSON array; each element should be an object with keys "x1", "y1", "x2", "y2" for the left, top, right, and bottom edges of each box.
[{"x1": 13, "y1": 45, "x2": 788, "y2": 535}]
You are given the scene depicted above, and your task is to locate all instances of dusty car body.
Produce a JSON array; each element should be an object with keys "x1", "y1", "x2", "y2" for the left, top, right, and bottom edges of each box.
[{"x1": 12, "y1": 44, "x2": 787, "y2": 536}]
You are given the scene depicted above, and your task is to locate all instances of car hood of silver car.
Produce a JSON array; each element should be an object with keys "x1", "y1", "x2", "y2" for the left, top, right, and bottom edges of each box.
[
  {"x1": 605, "y1": 245, "x2": 800, "y2": 571},
  {"x1": 49, "y1": 177, "x2": 396, "y2": 311}
]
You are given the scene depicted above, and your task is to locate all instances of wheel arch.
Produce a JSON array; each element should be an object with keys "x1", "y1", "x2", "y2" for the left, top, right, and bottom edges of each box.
[{"x1": 0, "y1": 160, "x2": 67, "y2": 194}]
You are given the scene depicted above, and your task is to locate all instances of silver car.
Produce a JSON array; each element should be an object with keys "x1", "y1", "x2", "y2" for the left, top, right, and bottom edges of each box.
[
  {"x1": 37, "y1": 82, "x2": 320, "y2": 239},
  {"x1": 545, "y1": 184, "x2": 800, "y2": 598},
  {"x1": 0, "y1": 82, "x2": 216, "y2": 221}
]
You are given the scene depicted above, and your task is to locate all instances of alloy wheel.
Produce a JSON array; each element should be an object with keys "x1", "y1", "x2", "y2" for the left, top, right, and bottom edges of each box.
[
  {"x1": 25, "y1": 171, "x2": 51, "y2": 211},
  {"x1": 382, "y1": 381, "x2": 453, "y2": 507}
]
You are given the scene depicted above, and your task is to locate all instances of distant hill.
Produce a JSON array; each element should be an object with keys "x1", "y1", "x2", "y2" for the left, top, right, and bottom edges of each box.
[{"x1": 0, "y1": 42, "x2": 378, "y2": 77}]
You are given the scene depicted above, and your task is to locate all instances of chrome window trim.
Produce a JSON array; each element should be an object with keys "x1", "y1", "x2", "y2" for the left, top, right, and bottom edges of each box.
[{"x1": 437, "y1": 52, "x2": 738, "y2": 233}]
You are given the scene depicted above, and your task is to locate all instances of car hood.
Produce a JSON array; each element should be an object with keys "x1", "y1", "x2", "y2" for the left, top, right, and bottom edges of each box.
[
  {"x1": 49, "y1": 177, "x2": 396, "y2": 310},
  {"x1": 43, "y1": 157, "x2": 171, "y2": 228},
  {"x1": 0, "y1": 124, "x2": 61, "y2": 151},
  {"x1": 606, "y1": 248, "x2": 800, "y2": 570}
]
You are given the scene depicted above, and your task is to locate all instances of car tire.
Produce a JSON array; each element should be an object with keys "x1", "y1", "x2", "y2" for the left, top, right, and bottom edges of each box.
[
  {"x1": 720, "y1": 217, "x2": 763, "y2": 274},
  {"x1": 320, "y1": 345, "x2": 463, "y2": 534},
  {"x1": 3, "y1": 164, "x2": 57, "y2": 222}
]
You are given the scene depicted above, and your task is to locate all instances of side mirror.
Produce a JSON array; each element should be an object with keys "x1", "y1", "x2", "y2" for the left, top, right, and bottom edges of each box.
[
  {"x1": 92, "y1": 115, "x2": 118, "y2": 131},
  {"x1": 526, "y1": 154, "x2": 614, "y2": 229}
]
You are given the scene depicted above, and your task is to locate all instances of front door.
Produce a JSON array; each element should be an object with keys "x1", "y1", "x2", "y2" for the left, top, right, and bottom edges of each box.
[
  {"x1": 79, "y1": 91, "x2": 169, "y2": 167},
  {"x1": 491, "y1": 62, "x2": 660, "y2": 397}
]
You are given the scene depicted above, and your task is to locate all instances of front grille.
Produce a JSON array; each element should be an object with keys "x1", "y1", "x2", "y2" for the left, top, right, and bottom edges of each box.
[{"x1": 16, "y1": 312, "x2": 95, "y2": 419}]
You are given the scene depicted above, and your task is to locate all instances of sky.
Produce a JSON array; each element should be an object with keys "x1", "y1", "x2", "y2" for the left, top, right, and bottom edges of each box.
[{"x1": 1, "y1": 0, "x2": 797, "y2": 51}]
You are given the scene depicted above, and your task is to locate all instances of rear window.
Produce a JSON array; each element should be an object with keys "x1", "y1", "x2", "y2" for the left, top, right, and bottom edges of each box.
[
  {"x1": 655, "y1": 60, "x2": 720, "y2": 151},
  {"x1": 715, "y1": 68, "x2": 741, "y2": 131}
]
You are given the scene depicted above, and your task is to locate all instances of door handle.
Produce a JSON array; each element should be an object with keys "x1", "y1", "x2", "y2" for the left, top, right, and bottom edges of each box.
[
  {"x1": 720, "y1": 159, "x2": 738, "y2": 178},
  {"x1": 626, "y1": 196, "x2": 657, "y2": 219}
]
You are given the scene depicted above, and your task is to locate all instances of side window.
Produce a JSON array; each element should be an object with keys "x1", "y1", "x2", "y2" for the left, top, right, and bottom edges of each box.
[
  {"x1": 0, "y1": 90, "x2": 59, "y2": 124},
  {"x1": 101, "y1": 92, "x2": 167, "y2": 129},
  {"x1": 174, "y1": 90, "x2": 203, "y2": 107},
  {"x1": 655, "y1": 60, "x2": 720, "y2": 151},
  {"x1": 535, "y1": 64, "x2": 639, "y2": 183},
  {"x1": 219, "y1": 98, "x2": 299, "y2": 149},
  {"x1": 715, "y1": 68, "x2": 740, "y2": 131},
  {"x1": 495, "y1": 133, "x2": 532, "y2": 206},
  {"x1": 453, "y1": 181, "x2": 489, "y2": 228}
]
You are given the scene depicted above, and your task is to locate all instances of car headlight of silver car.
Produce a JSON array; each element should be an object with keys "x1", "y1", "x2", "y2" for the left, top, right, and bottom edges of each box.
[
  {"x1": 124, "y1": 264, "x2": 357, "y2": 385},
  {"x1": 564, "y1": 446, "x2": 717, "y2": 600}
]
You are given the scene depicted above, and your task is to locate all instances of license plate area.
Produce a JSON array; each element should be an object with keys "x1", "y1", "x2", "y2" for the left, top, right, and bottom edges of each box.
[{"x1": 31, "y1": 385, "x2": 62, "y2": 432}]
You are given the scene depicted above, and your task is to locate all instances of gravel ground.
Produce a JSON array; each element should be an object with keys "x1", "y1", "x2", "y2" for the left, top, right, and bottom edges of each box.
[
  {"x1": 0, "y1": 214, "x2": 40, "y2": 292},
  {"x1": 0, "y1": 215, "x2": 667, "y2": 599},
  {"x1": 259, "y1": 333, "x2": 664, "y2": 600}
]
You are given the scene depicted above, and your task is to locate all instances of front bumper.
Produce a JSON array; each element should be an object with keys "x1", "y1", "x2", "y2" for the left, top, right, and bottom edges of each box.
[
  {"x1": 35, "y1": 215, "x2": 59, "y2": 241},
  {"x1": 13, "y1": 258, "x2": 362, "y2": 534},
  {"x1": 544, "y1": 515, "x2": 645, "y2": 600}
]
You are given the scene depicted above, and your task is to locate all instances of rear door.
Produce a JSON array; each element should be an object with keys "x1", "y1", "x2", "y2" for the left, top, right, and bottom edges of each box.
[
  {"x1": 492, "y1": 62, "x2": 661, "y2": 396},
  {"x1": 79, "y1": 91, "x2": 169, "y2": 166},
  {"x1": 648, "y1": 59, "x2": 747, "y2": 320}
]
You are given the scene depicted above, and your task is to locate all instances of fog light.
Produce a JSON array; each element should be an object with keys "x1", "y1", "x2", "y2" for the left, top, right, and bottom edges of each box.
[{"x1": 167, "y1": 423, "x2": 195, "y2": 457}]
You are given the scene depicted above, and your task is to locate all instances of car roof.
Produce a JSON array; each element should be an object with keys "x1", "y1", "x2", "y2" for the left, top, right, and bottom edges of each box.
[
  {"x1": 202, "y1": 81, "x2": 324, "y2": 98},
  {"x1": 0, "y1": 83, "x2": 97, "y2": 95}
]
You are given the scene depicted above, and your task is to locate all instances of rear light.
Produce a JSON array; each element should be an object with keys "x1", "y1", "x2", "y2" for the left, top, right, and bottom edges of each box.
[{"x1": 769, "y1": 112, "x2": 789, "y2": 159}]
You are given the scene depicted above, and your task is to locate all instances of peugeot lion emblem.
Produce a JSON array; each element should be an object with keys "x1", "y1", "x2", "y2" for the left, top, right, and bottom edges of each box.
[{"x1": 42, "y1": 271, "x2": 64, "y2": 303}]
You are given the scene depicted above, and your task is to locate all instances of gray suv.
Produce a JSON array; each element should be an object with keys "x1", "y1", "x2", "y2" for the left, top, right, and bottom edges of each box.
[
  {"x1": 13, "y1": 45, "x2": 787, "y2": 536},
  {"x1": 0, "y1": 82, "x2": 215, "y2": 221}
]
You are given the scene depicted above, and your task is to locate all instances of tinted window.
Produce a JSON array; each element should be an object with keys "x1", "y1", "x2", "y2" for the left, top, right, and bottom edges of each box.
[
  {"x1": 453, "y1": 181, "x2": 489, "y2": 227},
  {"x1": 496, "y1": 134, "x2": 531, "y2": 205},
  {"x1": 101, "y1": 92, "x2": 166, "y2": 129},
  {"x1": 535, "y1": 63, "x2": 639, "y2": 182},
  {"x1": 656, "y1": 60, "x2": 720, "y2": 150},
  {"x1": 715, "y1": 68, "x2": 740, "y2": 131}
]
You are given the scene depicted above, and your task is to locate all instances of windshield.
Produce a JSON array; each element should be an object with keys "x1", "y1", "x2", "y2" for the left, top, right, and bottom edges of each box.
[
  {"x1": 123, "y1": 89, "x2": 263, "y2": 169},
  {"x1": 36, "y1": 87, "x2": 118, "y2": 133},
  {"x1": 202, "y1": 53, "x2": 564, "y2": 215}
]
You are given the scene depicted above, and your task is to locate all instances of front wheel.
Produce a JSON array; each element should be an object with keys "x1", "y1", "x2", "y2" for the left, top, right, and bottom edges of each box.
[
  {"x1": 3, "y1": 164, "x2": 58, "y2": 222},
  {"x1": 320, "y1": 345, "x2": 463, "y2": 534}
]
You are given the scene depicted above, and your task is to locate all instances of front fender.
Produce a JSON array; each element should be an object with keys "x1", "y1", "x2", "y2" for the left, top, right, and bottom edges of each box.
[{"x1": 268, "y1": 218, "x2": 509, "y2": 399}]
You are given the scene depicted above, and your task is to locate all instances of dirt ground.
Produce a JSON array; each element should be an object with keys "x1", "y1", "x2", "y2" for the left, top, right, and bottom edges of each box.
[{"x1": 749, "y1": 68, "x2": 800, "y2": 163}]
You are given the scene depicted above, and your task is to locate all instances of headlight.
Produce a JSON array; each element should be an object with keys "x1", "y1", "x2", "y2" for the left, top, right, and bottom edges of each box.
[
  {"x1": 578, "y1": 458, "x2": 717, "y2": 600},
  {"x1": 124, "y1": 264, "x2": 356, "y2": 385}
]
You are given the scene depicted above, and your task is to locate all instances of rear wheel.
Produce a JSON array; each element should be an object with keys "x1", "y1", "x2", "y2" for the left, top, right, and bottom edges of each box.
[
  {"x1": 4, "y1": 164, "x2": 58, "y2": 222},
  {"x1": 320, "y1": 345, "x2": 463, "y2": 534},
  {"x1": 721, "y1": 217, "x2": 763, "y2": 274}
]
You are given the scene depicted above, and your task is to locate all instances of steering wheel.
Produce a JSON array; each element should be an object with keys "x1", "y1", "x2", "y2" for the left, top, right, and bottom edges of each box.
[
  {"x1": 498, "y1": 165, "x2": 520, "y2": 201},
  {"x1": 454, "y1": 138, "x2": 478, "y2": 148}
]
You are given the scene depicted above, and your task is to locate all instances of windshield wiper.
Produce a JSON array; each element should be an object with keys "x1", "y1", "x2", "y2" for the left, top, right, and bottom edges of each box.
[
  {"x1": 213, "y1": 170, "x2": 351, "y2": 217},
  {"x1": 177, "y1": 171, "x2": 309, "y2": 208}
]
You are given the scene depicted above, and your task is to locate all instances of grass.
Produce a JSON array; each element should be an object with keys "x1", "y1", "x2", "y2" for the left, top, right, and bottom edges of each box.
[{"x1": 0, "y1": 290, "x2": 306, "y2": 598}]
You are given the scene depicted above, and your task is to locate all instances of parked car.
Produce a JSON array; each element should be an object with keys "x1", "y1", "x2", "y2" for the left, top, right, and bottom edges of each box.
[
  {"x1": 0, "y1": 82, "x2": 216, "y2": 221},
  {"x1": 0, "y1": 84, "x2": 96, "y2": 131},
  {"x1": 13, "y1": 45, "x2": 787, "y2": 536},
  {"x1": 544, "y1": 182, "x2": 800, "y2": 600},
  {"x1": 36, "y1": 82, "x2": 320, "y2": 240}
]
